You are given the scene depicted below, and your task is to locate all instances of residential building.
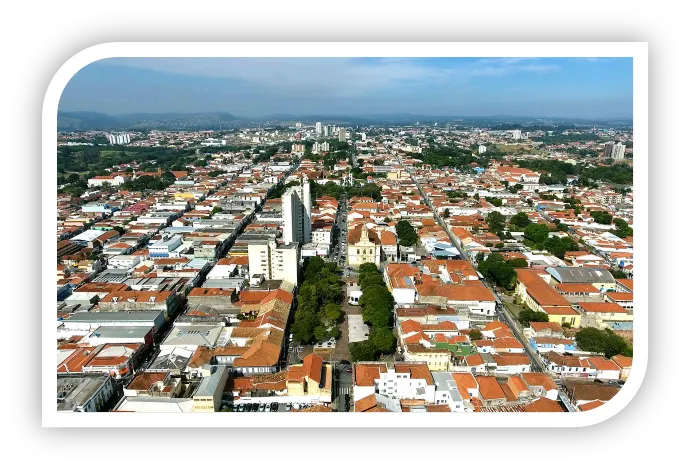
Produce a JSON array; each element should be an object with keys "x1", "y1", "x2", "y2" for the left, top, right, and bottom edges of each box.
[
  {"x1": 248, "y1": 241, "x2": 299, "y2": 285},
  {"x1": 282, "y1": 175, "x2": 311, "y2": 244}
]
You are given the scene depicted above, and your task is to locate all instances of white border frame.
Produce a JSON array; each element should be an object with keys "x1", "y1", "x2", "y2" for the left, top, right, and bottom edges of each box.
[{"x1": 43, "y1": 42, "x2": 647, "y2": 427}]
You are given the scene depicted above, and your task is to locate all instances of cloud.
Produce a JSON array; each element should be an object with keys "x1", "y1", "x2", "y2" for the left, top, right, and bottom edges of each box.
[{"x1": 99, "y1": 57, "x2": 561, "y2": 98}]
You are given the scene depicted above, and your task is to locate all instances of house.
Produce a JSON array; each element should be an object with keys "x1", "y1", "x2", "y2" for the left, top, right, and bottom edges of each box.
[
  {"x1": 611, "y1": 354, "x2": 632, "y2": 381},
  {"x1": 587, "y1": 356, "x2": 622, "y2": 381},
  {"x1": 286, "y1": 353, "x2": 333, "y2": 402},
  {"x1": 380, "y1": 230, "x2": 399, "y2": 262},
  {"x1": 543, "y1": 351, "x2": 596, "y2": 379},
  {"x1": 518, "y1": 372, "x2": 559, "y2": 400},
  {"x1": 527, "y1": 322, "x2": 564, "y2": 338},
  {"x1": 352, "y1": 362, "x2": 436, "y2": 404},
  {"x1": 515, "y1": 270, "x2": 580, "y2": 327}
]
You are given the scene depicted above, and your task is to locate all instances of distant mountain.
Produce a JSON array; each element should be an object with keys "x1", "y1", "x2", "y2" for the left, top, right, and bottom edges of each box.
[
  {"x1": 57, "y1": 111, "x2": 122, "y2": 131},
  {"x1": 57, "y1": 110, "x2": 633, "y2": 131},
  {"x1": 58, "y1": 111, "x2": 243, "y2": 131}
]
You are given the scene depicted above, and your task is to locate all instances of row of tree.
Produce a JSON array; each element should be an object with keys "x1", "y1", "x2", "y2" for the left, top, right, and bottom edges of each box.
[
  {"x1": 291, "y1": 257, "x2": 343, "y2": 344},
  {"x1": 395, "y1": 220, "x2": 418, "y2": 247},
  {"x1": 349, "y1": 263, "x2": 397, "y2": 361},
  {"x1": 476, "y1": 252, "x2": 522, "y2": 290}
]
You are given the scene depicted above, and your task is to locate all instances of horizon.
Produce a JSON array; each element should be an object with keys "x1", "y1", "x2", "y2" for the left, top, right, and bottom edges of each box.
[{"x1": 58, "y1": 57, "x2": 633, "y2": 119}]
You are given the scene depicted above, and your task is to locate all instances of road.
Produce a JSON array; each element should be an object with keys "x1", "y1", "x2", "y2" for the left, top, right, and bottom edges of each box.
[{"x1": 404, "y1": 161, "x2": 546, "y2": 374}]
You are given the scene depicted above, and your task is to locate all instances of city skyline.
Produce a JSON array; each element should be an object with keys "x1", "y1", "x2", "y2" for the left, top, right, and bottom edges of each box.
[{"x1": 59, "y1": 57, "x2": 633, "y2": 119}]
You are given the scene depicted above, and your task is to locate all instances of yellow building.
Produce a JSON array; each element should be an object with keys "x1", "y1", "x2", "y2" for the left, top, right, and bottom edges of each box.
[
  {"x1": 347, "y1": 224, "x2": 382, "y2": 268},
  {"x1": 286, "y1": 354, "x2": 332, "y2": 400},
  {"x1": 403, "y1": 344, "x2": 451, "y2": 371},
  {"x1": 542, "y1": 307, "x2": 582, "y2": 328}
]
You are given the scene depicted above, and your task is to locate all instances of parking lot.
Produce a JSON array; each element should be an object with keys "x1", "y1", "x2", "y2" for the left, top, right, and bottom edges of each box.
[
  {"x1": 347, "y1": 314, "x2": 369, "y2": 343},
  {"x1": 223, "y1": 402, "x2": 330, "y2": 413}
]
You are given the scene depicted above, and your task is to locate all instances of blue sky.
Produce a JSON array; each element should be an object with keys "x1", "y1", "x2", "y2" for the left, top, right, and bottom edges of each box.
[{"x1": 58, "y1": 57, "x2": 633, "y2": 118}]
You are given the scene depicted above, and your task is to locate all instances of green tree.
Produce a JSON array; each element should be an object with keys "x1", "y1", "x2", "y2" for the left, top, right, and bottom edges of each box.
[
  {"x1": 396, "y1": 220, "x2": 419, "y2": 247},
  {"x1": 525, "y1": 223, "x2": 550, "y2": 244},
  {"x1": 486, "y1": 211, "x2": 506, "y2": 234},
  {"x1": 590, "y1": 211, "x2": 613, "y2": 224},
  {"x1": 508, "y1": 258, "x2": 528, "y2": 268},
  {"x1": 369, "y1": 327, "x2": 396, "y2": 354},
  {"x1": 575, "y1": 328, "x2": 628, "y2": 358},
  {"x1": 518, "y1": 309, "x2": 549, "y2": 327},
  {"x1": 468, "y1": 329, "x2": 483, "y2": 341},
  {"x1": 349, "y1": 340, "x2": 377, "y2": 361},
  {"x1": 510, "y1": 212, "x2": 531, "y2": 229},
  {"x1": 443, "y1": 208, "x2": 450, "y2": 218}
]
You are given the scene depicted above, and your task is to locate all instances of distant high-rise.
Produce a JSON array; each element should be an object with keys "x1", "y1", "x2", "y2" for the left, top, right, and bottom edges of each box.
[
  {"x1": 478, "y1": 145, "x2": 487, "y2": 154},
  {"x1": 312, "y1": 141, "x2": 330, "y2": 153},
  {"x1": 108, "y1": 133, "x2": 130, "y2": 145},
  {"x1": 338, "y1": 128, "x2": 347, "y2": 142},
  {"x1": 512, "y1": 130, "x2": 522, "y2": 140},
  {"x1": 295, "y1": 122, "x2": 302, "y2": 129},
  {"x1": 603, "y1": 141, "x2": 615, "y2": 159},
  {"x1": 612, "y1": 142, "x2": 626, "y2": 160},
  {"x1": 323, "y1": 125, "x2": 330, "y2": 137},
  {"x1": 361, "y1": 132, "x2": 366, "y2": 142},
  {"x1": 281, "y1": 175, "x2": 312, "y2": 244},
  {"x1": 315, "y1": 122, "x2": 322, "y2": 136}
]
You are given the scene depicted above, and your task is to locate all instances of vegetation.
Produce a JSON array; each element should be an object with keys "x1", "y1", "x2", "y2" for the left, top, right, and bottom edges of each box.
[
  {"x1": 524, "y1": 223, "x2": 551, "y2": 244},
  {"x1": 420, "y1": 145, "x2": 475, "y2": 169},
  {"x1": 477, "y1": 253, "x2": 517, "y2": 290},
  {"x1": 349, "y1": 263, "x2": 396, "y2": 360},
  {"x1": 396, "y1": 220, "x2": 419, "y2": 247},
  {"x1": 518, "y1": 309, "x2": 549, "y2": 327},
  {"x1": 292, "y1": 257, "x2": 343, "y2": 344},
  {"x1": 612, "y1": 218, "x2": 633, "y2": 238},
  {"x1": 485, "y1": 197, "x2": 503, "y2": 207},
  {"x1": 468, "y1": 329, "x2": 483, "y2": 341},
  {"x1": 590, "y1": 211, "x2": 613, "y2": 225},
  {"x1": 575, "y1": 327, "x2": 630, "y2": 359},
  {"x1": 510, "y1": 212, "x2": 531, "y2": 229},
  {"x1": 486, "y1": 211, "x2": 506, "y2": 234},
  {"x1": 310, "y1": 180, "x2": 382, "y2": 201}
]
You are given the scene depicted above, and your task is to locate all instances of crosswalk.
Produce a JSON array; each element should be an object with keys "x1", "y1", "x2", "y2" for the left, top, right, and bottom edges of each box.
[{"x1": 335, "y1": 387, "x2": 350, "y2": 397}]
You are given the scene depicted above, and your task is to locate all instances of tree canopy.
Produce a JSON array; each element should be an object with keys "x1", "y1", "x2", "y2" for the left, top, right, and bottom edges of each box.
[
  {"x1": 396, "y1": 220, "x2": 419, "y2": 247},
  {"x1": 575, "y1": 328, "x2": 630, "y2": 358}
]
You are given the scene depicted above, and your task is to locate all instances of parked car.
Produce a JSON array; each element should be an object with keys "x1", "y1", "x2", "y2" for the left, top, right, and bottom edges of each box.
[
  {"x1": 232, "y1": 404, "x2": 239, "y2": 412},
  {"x1": 259, "y1": 403, "x2": 266, "y2": 412},
  {"x1": 286, "y1": 403, "x2": 292, "y2": 411},
  {"x1": 252, "y1": 403, "x2": 260, "y2": 412},
  {"x1": 238, "y1": 404, "x2": 245, "y2": 412},
  {"x1": 270, "y1": 402, "x2": 279, "y2": 412},
  {"x1": 345, "y1": 368, "x2": 353, "y2": 373}
]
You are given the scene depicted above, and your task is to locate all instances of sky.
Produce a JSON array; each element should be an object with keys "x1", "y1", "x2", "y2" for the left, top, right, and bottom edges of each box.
[{"x1": 58, "y1": 57, "x2": 633, "y2": 118}]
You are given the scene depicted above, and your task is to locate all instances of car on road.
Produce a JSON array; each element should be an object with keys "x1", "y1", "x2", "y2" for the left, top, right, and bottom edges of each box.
[
  {"x1": 259, "y1": 403, "x2": 266, "y2": 412},
  {"x1": 251, "y1": 403, "x2": 260, "y2": 412},
  {"x1": 236, "y1": 404, "x2": 244, "y2": 412},
  {"x1": 270, "y1": 402, "x2": 279, "y2": 412},
  {"x1": 286, "y1": 403, "x2": 292, "y2": 411},
  {"x1": 345, "y1": 367, "x2": 352, "y2": 373},
  {"x1": 232, "y1": 404, "x2": 239, "y2": 412}
]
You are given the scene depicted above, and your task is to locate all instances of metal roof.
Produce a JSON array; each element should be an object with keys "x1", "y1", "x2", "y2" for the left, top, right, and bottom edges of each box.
[{"x1": 546, "y1": 267, "x2": 615, "y2": 284}]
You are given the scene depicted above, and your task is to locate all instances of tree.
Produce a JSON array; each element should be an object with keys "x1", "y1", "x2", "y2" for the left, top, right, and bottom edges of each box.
[
  {"x1": 349, "y1": 340, "x2": 377, "y2": 361},
  {"x1": 510, "y1": 212, "x2": 531, "y2": 229},
  {"x1": 590, "y1": 211, "x2": 613, "y2": 224},
  {"x1": 468, "y1": 329, "x2": 483, "y2": 341},
  {"x1": 475, "y1": 252, "x2": 485, "y2": 263},
  {"x1": 508, "y1": 258, "x2": 528, "y2": 268},
  {"x1": 369, "y1": 327, "x2": 396, "y2": 354},
  {"x1": 610, "y1": 269, "x2": 628, "y2": 279},
  {"x1": 486, "y1": 211, "x2": 506, "y2": 234},
  {"x1": 612, "y1": 218, "x2": 633, "y2": 238},
  {"x1": 443, "y1": 208, "x2": 450, "y2": 218},
  {"x1": 322, "y1": 302, "x2": 342, "y2": 323},
  {"x1": 473, "y1": 193, "x2": 480, "y2": 201},
  {"x1": 575, "y1": 328, "x2": 628, "y2": 358},
  {"x1": 396, "y1": 220, "x2": 419, "y2": 247},
  {"x1": 518, "y1": 309, "x2": 549, "y2": 327},
  {"x1": 525, "y1": 223, "x2": 550, "y2": 244}
]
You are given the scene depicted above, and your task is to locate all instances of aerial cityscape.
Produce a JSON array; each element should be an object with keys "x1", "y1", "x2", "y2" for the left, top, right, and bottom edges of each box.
[{"x1": 55, "y1": 57, "x2": 634, "y2": 414}]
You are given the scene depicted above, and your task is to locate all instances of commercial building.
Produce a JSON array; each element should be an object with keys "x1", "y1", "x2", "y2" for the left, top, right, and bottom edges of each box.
[
  {"x1": 57, "y1": 374, "x2": 114, "y2": 412},
  {"x1": 281, "y1": 175, "x2": 311, "y2": 244},
  {"x1": 248, "y1": 241, "x2": 299, "y2": 285},
  {"x1": 338, "y1": 127, "x2": 347, "y2": 142}
]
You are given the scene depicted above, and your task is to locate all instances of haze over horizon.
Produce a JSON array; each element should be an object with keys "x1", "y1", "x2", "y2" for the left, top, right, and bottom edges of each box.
[{"x1": 59, "y1": 57, "x2": 633, "y2": 119}]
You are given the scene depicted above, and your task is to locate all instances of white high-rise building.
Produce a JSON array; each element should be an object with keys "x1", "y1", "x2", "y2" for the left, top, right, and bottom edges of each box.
[
  {"x1": 478, "y1": 145, "x2": 487, "y2": 154},
  {"x1": 612, "y1": 142, "x2": 626, "y2": 160},
  {"x1": 338, "y1": 127, "x2": 347, "y2": 142},
  {"x1": 323, "y1": 125, "x2": 330, "y2": 137},
  {"x1": 361, "y1": 132, "x2": 366, "y2": 142},
  {"x1": 315, "y1": 122, "x2": 322, "y2": 136},
  {"x1": 108, "y1": 133, "x2": 131, "y2": 145},
  {"x1": 512, "y1": 130, "x2": 522, "y2": 140},
  {"x1": 281, "y1": 175, "x2": 312, "y2": 244},
  {"x1": 312, "y1": 141, "x2": 330, "y2": 153},
  {"x1": 248, "y1": 241, "x2": 299, "y2": 285},
  {"x1": 603, "y1": 141, "x2": 615, "y2": 159},
  {"x1": 295, "y1": 122, "x2": 302, "y2": 129}
]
